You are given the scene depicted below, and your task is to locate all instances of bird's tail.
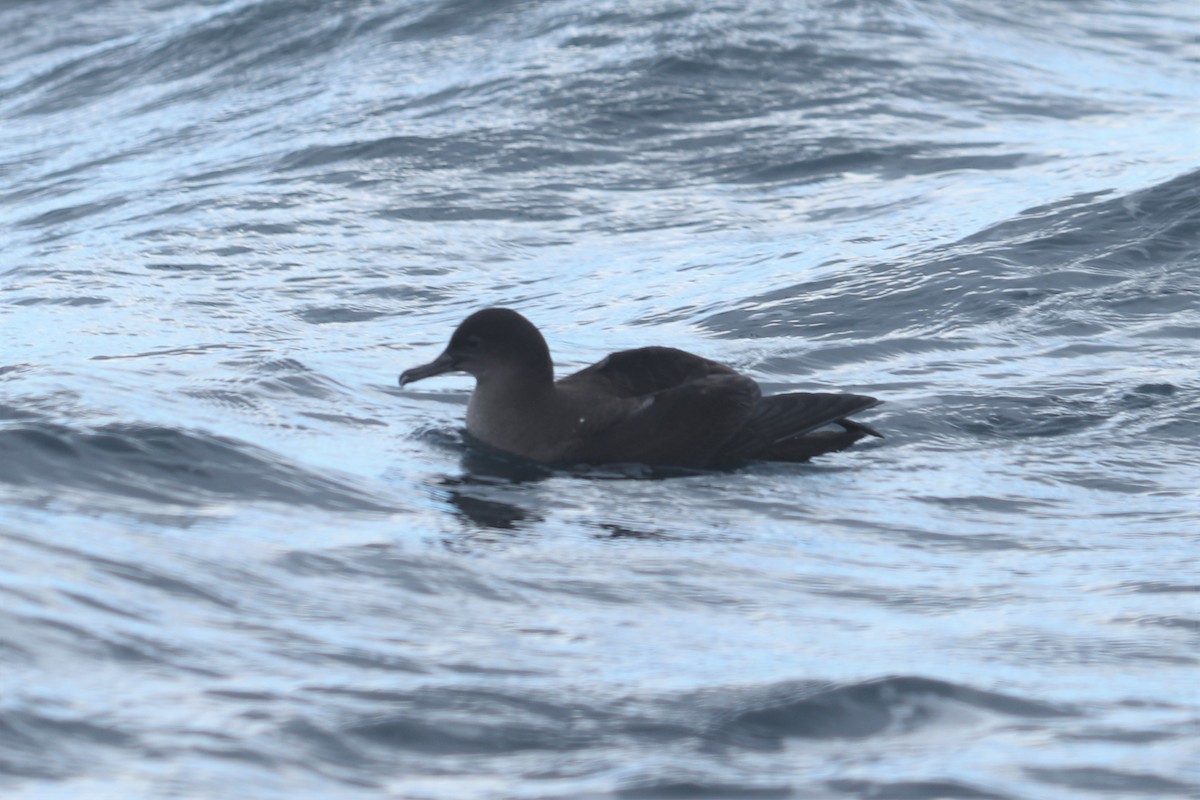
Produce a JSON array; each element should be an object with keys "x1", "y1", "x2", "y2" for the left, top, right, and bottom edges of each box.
[{"x1": 755, "y1": 418, "x2": 883, "y2": 462}]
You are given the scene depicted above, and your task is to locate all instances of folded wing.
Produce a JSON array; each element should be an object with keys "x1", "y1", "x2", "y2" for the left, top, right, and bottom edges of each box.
[
  {"x1": 715, "y1": 392, "x2": 881, "y2": 463},
  {"x1": 558, "y1": 347, "x2": 881, "y2": 467},
  {"x1": 560, "y1": 375, "x2": 760, "y2": 468},
  {"x1": 560, "y1": 347, "x2": 739, "y2": 398}
]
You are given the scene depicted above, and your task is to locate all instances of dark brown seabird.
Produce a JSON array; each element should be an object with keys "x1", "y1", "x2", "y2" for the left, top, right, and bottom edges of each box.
[{"x1": 398, "y1": 308, "x2": 882, "y2": 468}]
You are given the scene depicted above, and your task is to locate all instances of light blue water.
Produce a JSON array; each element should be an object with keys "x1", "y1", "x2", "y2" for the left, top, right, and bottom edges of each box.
[{"x1": 1, "y1": 1, "x2": 1198, "y2": 798}]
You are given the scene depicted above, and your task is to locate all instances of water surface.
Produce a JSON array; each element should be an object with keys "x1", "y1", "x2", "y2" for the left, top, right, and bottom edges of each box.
[{"x1": 2, "y1": 1, "x2": 1198, "y2": 798}]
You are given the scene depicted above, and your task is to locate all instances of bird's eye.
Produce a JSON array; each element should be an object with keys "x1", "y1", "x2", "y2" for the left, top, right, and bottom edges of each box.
[{"x1": 464, "y1": 336, "x2": 481, "y2": 349}]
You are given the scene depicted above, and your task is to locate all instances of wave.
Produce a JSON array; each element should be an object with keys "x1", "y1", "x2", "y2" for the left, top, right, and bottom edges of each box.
[
  {"x1": 297, "y1": 675, "x2": 1074, "y2": 758},
  {"x1": 701, "y1": 167, "x2": 1200, "y2": 343},
  {"x1": 0, "y1": 410, "x2": 392, "y2": 513}
]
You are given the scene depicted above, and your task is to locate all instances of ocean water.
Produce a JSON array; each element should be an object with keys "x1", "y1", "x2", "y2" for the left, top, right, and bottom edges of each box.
[{"x1": 2, "y1": 1, "x2": 1198, "y2": 798}]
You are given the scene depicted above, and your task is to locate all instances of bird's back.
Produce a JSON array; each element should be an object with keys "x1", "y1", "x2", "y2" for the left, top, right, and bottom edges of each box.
[
  {"x1": 558, "y1": 346, "x2": 740, "y2": 398},
  {"x1": 557, "y1": 346, "x2": 881, "y2": 467}
]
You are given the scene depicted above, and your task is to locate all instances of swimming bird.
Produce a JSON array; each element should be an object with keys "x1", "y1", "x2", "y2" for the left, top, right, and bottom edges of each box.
[{"x1": 398, "y1": 308, "x2": 881, "y2": 468}]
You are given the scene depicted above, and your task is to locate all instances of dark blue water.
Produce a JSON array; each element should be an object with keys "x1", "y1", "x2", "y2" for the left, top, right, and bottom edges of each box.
[{"x1": 2, "y1": 1, "x2": 1198, "y2": 797}]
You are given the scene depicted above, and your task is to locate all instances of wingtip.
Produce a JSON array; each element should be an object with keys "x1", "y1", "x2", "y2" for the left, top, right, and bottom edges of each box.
[{"x1": 838, "y1": 418, "x2": 885, "y2": 438}]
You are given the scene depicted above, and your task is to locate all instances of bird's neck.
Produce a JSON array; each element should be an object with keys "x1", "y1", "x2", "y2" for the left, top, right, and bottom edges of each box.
[{"x1": 466, "y1": 362, "x2": 560, "y2": 459}]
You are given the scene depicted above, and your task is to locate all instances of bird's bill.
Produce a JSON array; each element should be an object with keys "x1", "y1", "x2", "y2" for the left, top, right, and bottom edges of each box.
[{"x1": 398, "y1": 350, "x2": 458, "y2": 387}]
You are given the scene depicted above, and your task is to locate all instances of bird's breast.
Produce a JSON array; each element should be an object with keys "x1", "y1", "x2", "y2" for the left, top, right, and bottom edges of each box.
[{"x1": 465, "y1": 384, "x2": 565, "y2": 463}]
